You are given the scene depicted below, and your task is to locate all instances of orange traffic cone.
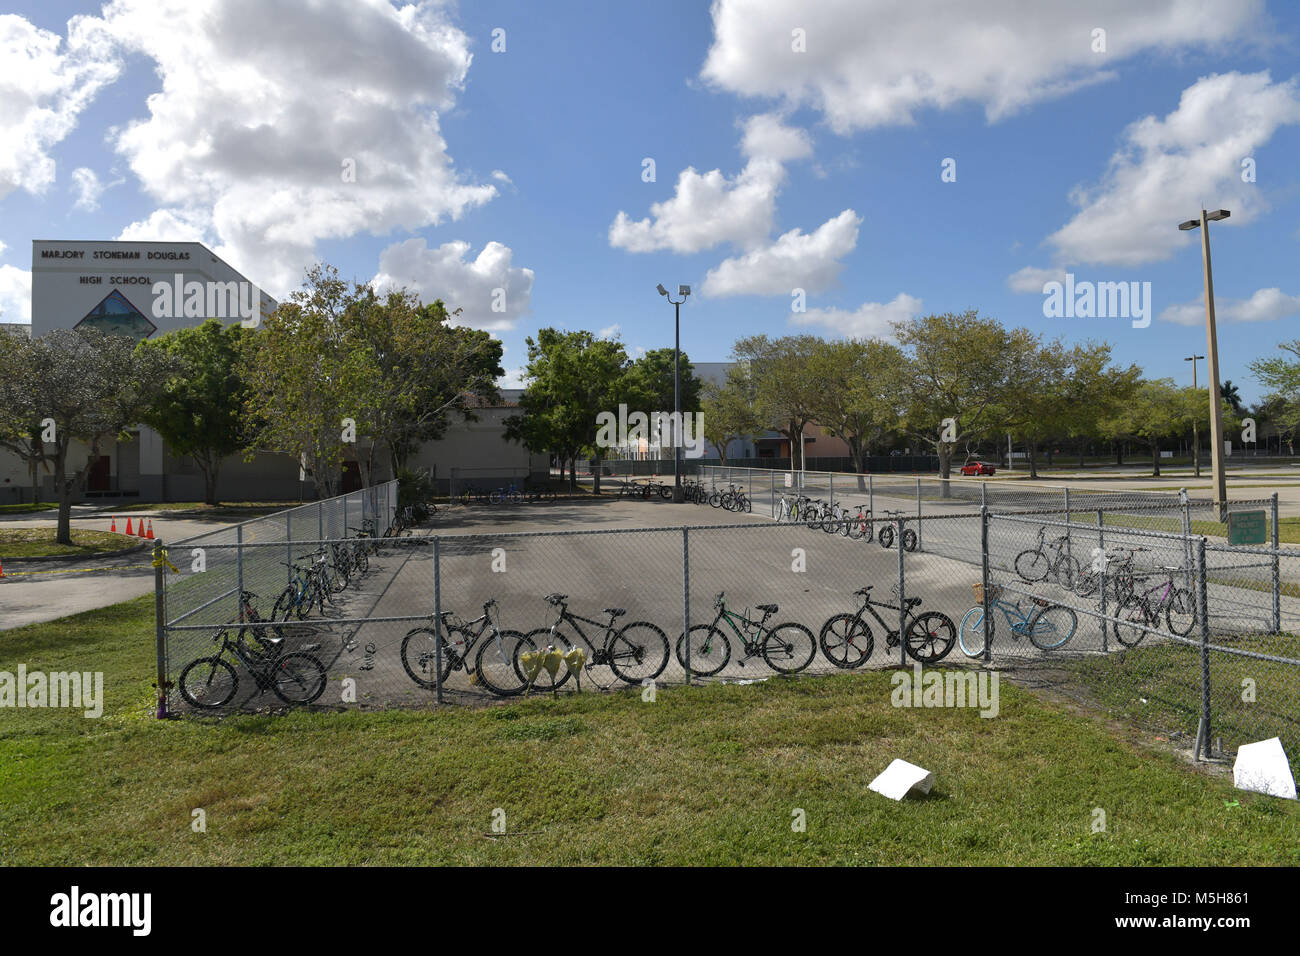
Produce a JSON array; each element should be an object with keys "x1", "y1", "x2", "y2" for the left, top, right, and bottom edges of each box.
[
  {"x1": 124, "y1": 517, "x2": 134, "y2": 536},
  {"x1": 145, "y1": 519, "x2": 155, "y2": 540},
  {"x1": 0, "y1": 561, "x2": 5, "y2": 579},
  {"x1": 110, "y1": 516, "x2": 117, "y2": 533}
]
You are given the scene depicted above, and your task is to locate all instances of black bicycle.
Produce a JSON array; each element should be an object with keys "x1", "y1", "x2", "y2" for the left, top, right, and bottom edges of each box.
[
  {"x1": 876, "y1": 511, "x2": 918, "y2": 551},
  {"x1": 676, "y1": 591, "x2": 817, "y2": 676},
  {"x1": 819, "y1": 584, "x2": 956, "y2": 666},
  {"x1": 400, "y1": 598, "x2": 536, "y2": 696},
  {"x1": 521, "y1": 593, "x2": 670, "y2": 687},
  {"x1": 178, "y1": 626, "x2": 327, "y2": 708}
]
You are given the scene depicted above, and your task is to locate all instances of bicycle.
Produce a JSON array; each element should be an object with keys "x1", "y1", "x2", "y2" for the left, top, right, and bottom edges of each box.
[
  {"x1": 876, "y1": 511, "x2": 917, "y2": 551},
  {"x1": 400, "y1": 598, "x2": 536, "y2": 696},
  {"x1": 819, "y1": 584, "x2": 956, "y2": 666},
  {"x1": 521, "y1": 593, "x2": 669, "y2": 687},
  {"x1": 676, "y1": 591, "x2": 817, "y2": 676},
  {"x1": 272, "y1": 556, "x2": 333, "y2": 621},
  {"x1": 178, "y1": 625, "x2": 327, "y2": 708},
  {"x1": 1110, "y1": 566, "x2": 1197, "y2": 647},
  {"x1": 845, "y1": 503, "x2": 874, "y2": 541},
  {"x1": 642, "y1": 478, "x2": 673, "y2": 501},
  {"x1": 719, "y1": 483, "x2": 751, "y2": 513},
  {"x1": 1014, "y1": 526, "x2": 1081, "y2": 591},
  {"x1": 957, "y1": 582, "x2": 1079, "y2": 657}
]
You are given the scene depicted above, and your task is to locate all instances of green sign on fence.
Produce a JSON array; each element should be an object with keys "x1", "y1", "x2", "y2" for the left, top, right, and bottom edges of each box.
[{"x1": 1227, "y1": 510, "x2": 1267, "y2": 545}]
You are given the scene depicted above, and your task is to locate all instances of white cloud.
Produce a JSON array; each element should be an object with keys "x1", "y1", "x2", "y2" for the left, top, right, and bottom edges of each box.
[
  {"x1": 702, "y1": 208, "x2": 861, "y2": 297},
  {"x1": 1046, "y1": 72, "x2": 1300, "y2": 267},
  {"x1": 609, "y1": 158, "x2": 785, "y2": 254},
  {"x1": 597, "y1": 324, "x2": 620, "y2": 340},
  {"x1": 739, "y1": 112, "x2": 812, "y2": 163},
  {"x1": 701, "y1": 0, "x2": 1264, "y2": 133},
  {"x1": 490, "y1": 169, "x2": 513, "y2": 186},
  {"x1": 70, "y1": 166, "x2": 102, "y2": 211},
  {"x1": 372, "y1": 237, "x2": 534, "y2": 333},
  {"x1": 0, "y1": 240, "x2": 7, "y2": 257},
  {"x1": 0, "y1": 13, "x2": 121, "y2": 200},
  {"x1": 498, "y1": 366, "x2": 528, "y2": 389},
  {"x1": 88, "y1": 0, "x2": 495, "y2": 294},
  {"x1": 0, "y1": 265, "x2": 32, "y2": 323},
  {"x1": 1159, "y1": 287, "x2": 1300, "y2": 326},
  {"x1": 116, "y1": 208, "x2": 212, "y2": 244},
  {"x1": 791, "y1": 292, "x2": 921, "y2": 338},
  {"x1": 1006, "y1": 265, "x2": 1066, "y2": 294}
]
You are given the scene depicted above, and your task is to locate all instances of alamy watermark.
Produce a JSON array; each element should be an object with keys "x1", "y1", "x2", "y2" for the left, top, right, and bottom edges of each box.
[
  {"x1": 1042, "y1": 273, "x2": 1151, "y2": 328},
  {"x1": 151, "y1": 274, "x2": 261, "y2": 327},
  {"x1": 1, "y1": 665, "x2": 104, "y2": 718},
  {"x1": 595, "y1": 403, "x2": 705, "y2": 459},
  {"x1": 890, "y1": 662, "x2": 999, "y2": 718}
]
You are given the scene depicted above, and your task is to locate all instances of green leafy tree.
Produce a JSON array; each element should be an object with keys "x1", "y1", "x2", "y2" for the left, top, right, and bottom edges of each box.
[
  {"x1": 135, "y1": 320, "x2": 251, "y2": 505},
  {"x1": 700, "y1": 372, "x2": 761, "y2": 463},
  {"x1": 1250, "y1": 340, "x2": 1300, "y2": 451},
  {"x1": 1099, "y1": 379, "x2": 1191, "y2": 477},
  {"x1": 730, "y1": 335, "x2": 823, "y2": 470},
  {"x1": 618, "y1": 347, "x2": 702, "y2": 415},
  {"x1": 0, "y1": 328, "x2": 172, "y2": 543},
  {"x1": 807, "y1": 337, "x2": 906, "y2": 486}
]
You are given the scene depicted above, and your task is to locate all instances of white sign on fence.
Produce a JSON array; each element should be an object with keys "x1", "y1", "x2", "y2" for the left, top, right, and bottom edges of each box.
[{"x1": 784, "y1": 473, "x2": 793, "y2": 488}]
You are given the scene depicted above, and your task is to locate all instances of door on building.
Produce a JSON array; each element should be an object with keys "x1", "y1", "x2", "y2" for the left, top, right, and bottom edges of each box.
[
  {"x1": 341, "y1": 461, "x2": 363, "y2": 493},
  {"x1": 87, "y1": 456, "x2": 111, "y2": 492}
]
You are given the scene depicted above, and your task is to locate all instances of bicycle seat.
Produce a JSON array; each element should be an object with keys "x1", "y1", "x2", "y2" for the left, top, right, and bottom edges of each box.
[
  {"x1": 544, "y1": 593, "x2": 568, "y2": 605},
  {"x1": 604, "y1": 607, "x2": 626, "y2": 618},
  {"x1": 756, "y1": 603, "x2": 778, "y2": 614},
  {"x1": 905, "y1": 597, "x2": 923, "y2": 608},
  {"x1": 855, "y1": 586, "x2": 874, "y2": 596}
]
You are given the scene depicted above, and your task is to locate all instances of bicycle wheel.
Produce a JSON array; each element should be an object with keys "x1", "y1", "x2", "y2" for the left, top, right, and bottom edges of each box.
[
  {"x1": 1014, "y1": 549, "x2": 1050, "y2": 582},
  {"x1": 475, "y1": 629, "x2": 536, "y2": 696},
  {"x1": 762, "y1": 622, "x2": 817, "y2": 673},
  {"x1": 958, "y1": 606, "x2": 993, "y2": 658},
  {"x1": 742, "y1": 495, "x2": 752, "y2": 513},
  {"x1": 490, "y1": 490, "x2": 505, "y2": 504},
  {"x1": 1074, "y1": 564, "x2": 1101, "y2": 597},
  {"x1": 677, "y1": 624, "x2": 731, "y2": 676},
  {"x1": 878, "y1": 525, "x2": 895, "y2": 549},
  {"x1": 509, "y1": 491, "x2": 522, "y2": 504},
  {"x1": 519, "y1": 627, "x2": 576, "y2": 691},
  {"x1": 905, "y1": 611, "x2": 956, "y2": 663},
  {"x1": 659, "y1": 486, "x2": 672, "y2": 500},
  {"x1": 609, "y1": 622, "x2": 670, "y2": 684},
  {"x1": 270, "y1": 652, "x2": 327, "y2": 704},
  {"x1": 1112, "y1": 596, "x2": 1150, "y2": 648},
  {"x1": 709, "y1": 492, "x2": 721, "y2": 508},
  {"x1": 1165, "y1": 588, "x2": 1197, "y2": 637},
  {"x1": 846, "y1": 516, "x2": 866, "y2": 540},
  {"x1": 354, "y1": 548, "x2": 369, "y2": 575},
  {"x1": 400, "y1": 626, "x2": 453, "y2": 688},
  {"x1": 178, "y1": 656, "x2": 238, "y2": 708},
  {"x1": 901, "y1": 528, "x2": 918, "y2": 552},
  {"x1": 272, "y1": 586, "x2": 298, "y2": 622},
  {"x1": 818, "y1": 613, "x2": 873, "y2": 668},
  {"x1": 1050, "y1": 554, "x2": 1080, "y2": 591},
  {"x1": 1027, "y1": 604, "x2": 1077, "y2": 651}
]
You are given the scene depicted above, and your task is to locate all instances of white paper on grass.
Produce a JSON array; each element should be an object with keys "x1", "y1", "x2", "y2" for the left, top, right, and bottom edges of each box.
[
  {"x1": 1233, "y1": 737, "x2": 1297, "y2": 800},
  {"x1": 868, "y1": 759, "x2": 934, "y2": 801}
]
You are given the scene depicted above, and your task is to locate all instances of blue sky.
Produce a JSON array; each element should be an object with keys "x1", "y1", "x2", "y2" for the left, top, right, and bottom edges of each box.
[{"x1": 2, "y1": 0, "x2": 1298, "y2": 402}]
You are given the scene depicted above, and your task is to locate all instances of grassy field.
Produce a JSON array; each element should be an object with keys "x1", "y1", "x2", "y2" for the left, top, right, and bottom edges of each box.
[
  {"x1": 0, "y1": 502, "x2": 56, "y2": 514},
  {"x1": 2, "y1": 596, "x2": 1298, "y2": 865},
  {"x1": 0, "y1": 528, "x2": 140, "y2": 558}
]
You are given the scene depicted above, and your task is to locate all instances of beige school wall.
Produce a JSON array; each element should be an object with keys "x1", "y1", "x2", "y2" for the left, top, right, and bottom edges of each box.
[{"x1": 405, "y1": 406, "x2": 549, "y2": 491}]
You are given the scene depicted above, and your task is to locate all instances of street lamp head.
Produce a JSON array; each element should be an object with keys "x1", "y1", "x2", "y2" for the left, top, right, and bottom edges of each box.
[
  {"x1": 656, "y1": 283, "x2": 668, "y2": 296},
  {"x1": 678, "y1": 285, "x2": 691, "y2": 297},
  {"x1": 1206, "y1": 209, "x2": 1230, "y2": 221},
  {"x1": 1178, "y1": 219, "x2": 1200, "y2": 231}
]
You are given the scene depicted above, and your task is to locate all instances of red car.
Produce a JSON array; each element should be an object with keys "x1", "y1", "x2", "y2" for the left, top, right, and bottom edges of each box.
[{"x1": 961, "y1": 460, "x2": 997, "y2": 476}]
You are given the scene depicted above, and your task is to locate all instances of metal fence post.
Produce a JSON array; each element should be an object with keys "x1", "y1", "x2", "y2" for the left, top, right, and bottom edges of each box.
[
  {"x1": 868, "y1": 474, "x2": 874, "y2": 516},
  {"x1": 916, "y1": 477, "x2": 923, "y2": 553},
  {"x1": 433, "y1": 536, "x2": 443, "y2": 705},
  {"x1": 153, "y1": 540, "x2": 169, "y2": 719},
  {"x1": 1272, "y1": 492, "x2": 1282, "y2": 634},
  {"x1": 980, "y1": 507, "x2": 991, "y2": 665},
  {"x1": 1098, "y1": 508, "x2": 1108, "y2": 652},
  {"x1": 236, "y1": 524, "x2": 244, "y2": 622},
  {"x1": 981, "y1": 481, "x2": 987, "y2": 509},
  {"x1": 897, "y1": 516, "x2": 907, "y2": 667},
  {"x1": 318, "y1": 499, "x2": 324, "y2": 541},
  {"x1": 1195, "y1": 537, "x2": 1211, "y2": 761},
  {"x1": 683, "y1": 527, "x2": 692, "y2": 685},
  {"x1": 286, "y1": 510, "x2": 293, "y2": 586},
  {"x1": 1063, "y1": 487, "x2": 1071, "y2": 559},
  {"x1": 771, "y1": 469, "x2": 776, "y2": 518}
]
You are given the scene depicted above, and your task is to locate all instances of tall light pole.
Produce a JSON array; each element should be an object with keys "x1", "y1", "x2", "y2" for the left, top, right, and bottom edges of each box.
[
  {"x1": 1178, "y1": 209, "x2": 1230, "y2": 519},
  {"x1": 1184, "y1": 354, "x2": 1204, "y2": 477},
  {"x1": 657, "y1": 282, "x2": 690, "y2": 503}
]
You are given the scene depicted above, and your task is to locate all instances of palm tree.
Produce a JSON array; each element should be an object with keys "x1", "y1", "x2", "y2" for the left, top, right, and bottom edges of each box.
[{"x1": 1221, "y1": 379, "x2": 1245, "y2": 415}]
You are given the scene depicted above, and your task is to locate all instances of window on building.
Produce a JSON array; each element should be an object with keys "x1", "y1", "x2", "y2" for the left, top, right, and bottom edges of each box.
[{"x1": 75, "y1": 290, "x2": 158, "y2": 340}]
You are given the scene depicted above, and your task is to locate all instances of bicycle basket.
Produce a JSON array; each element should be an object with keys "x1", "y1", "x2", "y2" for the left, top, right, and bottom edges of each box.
[{"x1": 972, "y1": 582, "x2": 1002, "y2": 603}]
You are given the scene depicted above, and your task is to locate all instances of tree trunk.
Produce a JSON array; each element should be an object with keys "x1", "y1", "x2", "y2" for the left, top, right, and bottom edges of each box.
[
  {"x1": 1114, "y1": 441, "x2": 1123, "y2": 467},
  {"x1": 1028, "y1": 441, "x2": 1039, "y2": 479},
  {"x1": 54, "y1": 441, "x2": 73, "y2": 545},
  {"x1": 202, "y1": 460, "x2": 220, "y2": 506},
  {"x1": 1045, "y1": 443, "x2": 1054, "y2": 467},
  {"x1": 569, "y1": 456, "x2": 577, "y2": 493},
  {"x1": 850, "y1": 438, "x2": 868, "y2": 490},
  {"x1": 937, "y1": 444, "x2": 952, "y2": 498},
  {"x1": 592, "y1": 451, "x2": 602, "y2": 495},
  {"x1": 1078, "y1": 438, "x2": 1086, "y2": 469},
  {"x1": 1151, "y1": 442, "x2": 1160, "y2": 477}
]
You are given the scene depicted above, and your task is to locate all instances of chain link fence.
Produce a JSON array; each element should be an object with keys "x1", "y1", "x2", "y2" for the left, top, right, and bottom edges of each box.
[{"x1": 152, "y1": 478, "x2": 1300, "y2": 773}]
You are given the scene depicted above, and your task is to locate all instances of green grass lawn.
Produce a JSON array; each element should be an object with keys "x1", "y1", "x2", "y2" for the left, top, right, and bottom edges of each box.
[
  {"x1": 2, "y1": 597, "x2": 1298, "y2": 865},
  {"x1": 0, "y1": 528, "x2": 140, "y2": 558},
  {"x1": 0, "y1": 502, "x2": 56, "y2": 514}
]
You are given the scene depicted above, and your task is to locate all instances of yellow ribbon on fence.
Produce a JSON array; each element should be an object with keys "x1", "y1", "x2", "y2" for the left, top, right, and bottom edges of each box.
[{"x1": 151, "y1": 547, "x2": 179, "y2": 574}]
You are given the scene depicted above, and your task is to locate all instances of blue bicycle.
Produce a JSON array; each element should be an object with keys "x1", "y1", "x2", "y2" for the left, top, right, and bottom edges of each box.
[{"x1": 957, "y1": 582, "x2": 1078, "y2": 657}]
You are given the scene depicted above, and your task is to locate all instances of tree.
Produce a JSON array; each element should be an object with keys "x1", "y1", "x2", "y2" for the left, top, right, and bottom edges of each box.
[
  {"x1": 807, "y1": 337, "x2": 905, "y2": 484},
  {"x1": 731, "y1": 335, "x2": 823, "y2": 470},
  {"x1": 619, "y1": 347, "x2": 702, "y2": 416},
  {"x1": 505, "y1": 329, "x2": 629, "y2": 494},
  {"x1": 1220, "y1": 379, "x2": 1245, "y2": 416},
  {"x1": 135, "y1": 320, "x2": 251, "y2": 505},
  {"x1": 1250, "y1": 340, "x2": 1300, "y2": 451},
  {"x1": 892, "y1": 311, "x2": 1026, "y2": 490},
  {"x1": 0, "y1": 328, "x2": 172, "y2": 543},
  {"x1": 242, "y1": 264, "x2": 375, "y2": 499},
  {"x1": 1099, "y1": 379, "x2": 1189, "y2": 476},
  {"x1": 700, "y1": 373, "x2": 761, "y2": 463}
]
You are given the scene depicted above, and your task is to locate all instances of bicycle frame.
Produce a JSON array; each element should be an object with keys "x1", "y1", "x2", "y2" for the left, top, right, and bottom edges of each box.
[{"x1": 707, "y1": 601, "x2": 772, "y2": 651}]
